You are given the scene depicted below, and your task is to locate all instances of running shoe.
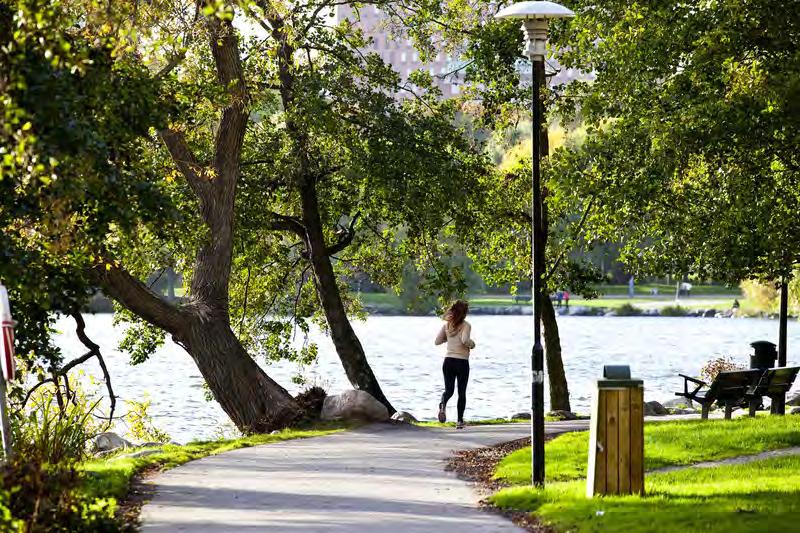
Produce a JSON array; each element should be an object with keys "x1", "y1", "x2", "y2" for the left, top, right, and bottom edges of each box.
[
  {"x1": 438, "y1": 404, "x2": 446, "y2": 423},
  {"x1": 456, "y1": 420, "x2": 465, "y2": 429}
]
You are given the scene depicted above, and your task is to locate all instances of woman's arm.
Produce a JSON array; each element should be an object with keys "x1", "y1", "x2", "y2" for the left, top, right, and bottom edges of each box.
[
  {"x1": 460, "y1": 322, "x2": 476, "y2": 349},
  {"x1": 434, "y1": 324, "x2": 447, "y2": 345}
]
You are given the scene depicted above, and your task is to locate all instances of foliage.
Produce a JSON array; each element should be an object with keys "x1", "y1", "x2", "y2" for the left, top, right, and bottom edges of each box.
[
  {"x1": 12, "y1": 383, "x2": 102, "y2": 465},
  {"x1": 700, "y1": 357, "x2": 746, "y2": 383},
  {"x1": 494, "y1": 415, "x2": 800, "y2": 485},
  {"x1": 293, "y1": 386, "x2": 327, "y2": 421},
  {"x1": 0, "y1": 0, "x2": 175, "y2": 373},
  {"x1": 122, "y1": 396, "x2": 171, "y2": 444},
  {"x1": 614, "y1": 303, "x2": 641, "y2": 317},
  {"x1": 659, "y1": 305, "x2": 689, "y2": 317},
  {"x1": 544, "y1": 0, "x2": 800, "y2": 285},
  {"x1": 0, "y1": 459, "x2": 117, "y2": 533}
]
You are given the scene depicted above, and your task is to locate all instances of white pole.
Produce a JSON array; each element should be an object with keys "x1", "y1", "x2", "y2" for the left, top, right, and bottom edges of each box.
[
  {"x1": 0, "y1": 284, "x2": 15, "y2": 461},
  {"x1": 0, "y1": 378, "x2": 12, "y2": 461}
]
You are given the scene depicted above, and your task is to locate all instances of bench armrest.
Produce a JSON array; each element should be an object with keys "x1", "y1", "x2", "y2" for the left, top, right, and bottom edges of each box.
[{"x1": 677, "y1": 373, "x2": 707, "y2": 398}]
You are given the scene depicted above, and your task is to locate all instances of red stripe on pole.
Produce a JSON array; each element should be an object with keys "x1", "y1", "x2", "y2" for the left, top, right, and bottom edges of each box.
[{"x1": 1, "y1": 323, "x2": 13, "y2": 381}]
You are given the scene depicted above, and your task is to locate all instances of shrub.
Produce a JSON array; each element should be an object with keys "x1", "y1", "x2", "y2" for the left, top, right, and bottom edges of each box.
[
  {"x1": 123, "y1": 395, "x2": 171, "y2": 443},
  {"x1": 615, "y1": 303, "x2": 641, "y2": 316},
  {"x1": 660, "y1": 305, "x2": 689, "y2": 317},
  {"x1": 12, "y1": 385, "x2": 101, "y2": 464},
  {"x1": 295, "y1": 386, "x2": 327, "y2": 421},
  {"x1": 1, "y1": 459, "x2": 117, "y2": 532},
  {"x1": 700, "y1": 356, "x2": 745, "y2": 382}
]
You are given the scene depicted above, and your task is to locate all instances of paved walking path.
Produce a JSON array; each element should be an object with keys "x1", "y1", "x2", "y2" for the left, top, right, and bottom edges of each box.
[
  {"x1": 651, "y1": 445, "x2": 800, "y2": 474},
  {"x1": 140, "y1": 421, "x2": 588, "y2": 532}
]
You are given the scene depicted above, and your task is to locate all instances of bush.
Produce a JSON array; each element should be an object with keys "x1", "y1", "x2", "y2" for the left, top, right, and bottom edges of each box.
[
  {"x1": 123, "y1": 395, "x2": 171, "y2": 443},
  {"x1": 295, "y1": 386, "x2": 327, "y2": 421},
  {"x1": 700, "y1": 356, "x2": 745, "y2": 382},
  {"x1": 615, "y1": 303, "x2": 641, "y2": 316},
  {"x1": 12, "y1": 384, "x2": 101, "y2": 464},
  {"x1": 1, "y1": 459, "x2": 117, "y2": 532},
  {"x1": 660, "y1": 305, "x2": 689, "y2": 317}
]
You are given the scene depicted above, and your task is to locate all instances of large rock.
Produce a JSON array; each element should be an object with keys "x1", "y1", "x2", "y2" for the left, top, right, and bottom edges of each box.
[
  {"x1": 703, "y1": 309, "x2": 717, "y2": 318},
  {"x1": 321, "y1": 390, "x2": 389, "y2": 422},
  {"x1": 644, "y1": 401, "x2": 668, "y2": 416},
  {"x1": 787, "y1": 393, "x2": 800, "y2": 406},
  {"x1": 94, "y1": 432, "x2": 133, "y2": 452},
  {"x1": 391, "y1": 411, "x2": 418, "y2": 423},
  {"x1": 510, "y1": 411, "x2": 532, "y2": 420},
  {"x1": 790, "y1": 407, "x2": 800, "y2": 415}
]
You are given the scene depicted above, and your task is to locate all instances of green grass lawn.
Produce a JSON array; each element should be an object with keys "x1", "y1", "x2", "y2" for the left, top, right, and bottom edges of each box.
[
  {"x1": 495, "y1": 416, "x2": 800, "y2": 484},
  {"x1": 490, "y1": 416, "x2": 800, "y2": 532},
  {"x1": 492, "y1": 455, "x2": 800, "y2": 532},
  {"x1": 80, "y1": 423, "x2": 347, "y2": 503}
]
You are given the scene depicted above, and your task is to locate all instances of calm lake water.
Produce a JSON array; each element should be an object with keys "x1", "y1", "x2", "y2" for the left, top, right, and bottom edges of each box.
[{"x1": 53, "y1": 314, "x2": 800, "y2": 442}]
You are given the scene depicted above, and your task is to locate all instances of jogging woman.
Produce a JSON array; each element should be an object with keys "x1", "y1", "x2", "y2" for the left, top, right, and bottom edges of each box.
[{"x1": 434, "y1": 300, "x2": 475, "y2": 429}]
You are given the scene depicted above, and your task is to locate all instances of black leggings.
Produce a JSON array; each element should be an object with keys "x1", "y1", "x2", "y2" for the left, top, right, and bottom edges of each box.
[{"x1": 441, "y1": 357, "x2": 470, "y2": 422}]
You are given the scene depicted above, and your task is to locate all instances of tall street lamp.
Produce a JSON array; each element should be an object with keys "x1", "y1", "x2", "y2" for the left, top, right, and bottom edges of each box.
[{"x1": 495, "y1": 1, "x2": 574, "y2": 487}]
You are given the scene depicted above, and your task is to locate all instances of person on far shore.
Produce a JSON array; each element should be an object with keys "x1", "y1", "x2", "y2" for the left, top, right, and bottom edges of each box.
[
  {"x1": 564, "y1": 290, "x2": 570, "y2": 309},
  {"x1": 556, "y1": 290, "x2": 564, "y2": 308},
  {"x1": 434, "y1": 300, "x2": 475, "y2": 429}
]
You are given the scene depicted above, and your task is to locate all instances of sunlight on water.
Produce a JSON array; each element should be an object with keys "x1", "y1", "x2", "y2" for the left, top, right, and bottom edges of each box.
[{"x1": 52, "y1": 314, "x2": 800, "y2": 442}]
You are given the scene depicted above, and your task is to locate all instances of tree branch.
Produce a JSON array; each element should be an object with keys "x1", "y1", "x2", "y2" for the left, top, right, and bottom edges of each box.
[
  {"x1": 266, "y1": 212, "x2": 307, "y2": 236},
  {"x1": 93, "y1": 263, "x2": 186, "y2": 334},
  {"x1": 326, "y1": 212, "x2": 361, "y2": 256}
]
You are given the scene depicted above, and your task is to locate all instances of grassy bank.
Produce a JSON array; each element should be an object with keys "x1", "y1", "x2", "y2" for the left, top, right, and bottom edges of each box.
[{"x1": 489, "y1": 416, "x2": 800, "y2": 532}]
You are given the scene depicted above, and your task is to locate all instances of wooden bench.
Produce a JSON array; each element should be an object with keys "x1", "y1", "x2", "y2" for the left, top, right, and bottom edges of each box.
[
  {"x1": 513, "y1": 295, "x2": 532, "y2": 304},
  {"x1": 675, "y1": 369, "x2": 762, "y2": 419},
  {"x1": 747, "y1": 367, "x2": 800, "y2": 416}
]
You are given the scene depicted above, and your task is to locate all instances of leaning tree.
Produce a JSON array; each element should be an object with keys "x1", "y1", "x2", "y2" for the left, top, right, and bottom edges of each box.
[{"x1": 3, "y1": 0, "x2": 491, "y2": 431}]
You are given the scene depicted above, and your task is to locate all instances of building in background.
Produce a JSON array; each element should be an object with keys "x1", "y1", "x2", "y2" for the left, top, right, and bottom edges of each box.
[{"x1": 336, "y1": 5, "x2": 593, "y2": 98}]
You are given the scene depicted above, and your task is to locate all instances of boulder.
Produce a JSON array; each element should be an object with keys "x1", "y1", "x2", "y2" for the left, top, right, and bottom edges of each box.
[
  {"x1": 391, "y1": 411, "x2": 418, "y2": 423},
  {"x1": 703, "y1": 309, "x2": 717, "y2": 318},
  {"x1": 94, "y1": 432, "x2": 133, "y2": 452},
  {"x1": 547, "y1": 410, "x2": 579, "y2": 420},
  {"x1": 663, "y1": 398, "x2": 694, "y2": 409},
  {"x1": 787, "y1": 393, "x2": 800, "y2": 406},
  {"x1": 321, "y1": 390, "x2": 389, "y2": 422},
  {"x1": 644, "y1": 401, "x2": 668, "y2": 416},
  {"x1": 510, "y1": 411, "x2": 532, "y2": 420},
  {"x1": 790, "y1": 407, "x2": 800, "y2": 415}
]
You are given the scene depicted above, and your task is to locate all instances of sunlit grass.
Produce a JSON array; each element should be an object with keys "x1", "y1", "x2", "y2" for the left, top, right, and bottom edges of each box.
[
  {"x1": 490, "y1": 455, "x2": 800, "y2": 532},
  {"x1": 494, "y1": 416, "x2": 800, "y2": 485}
]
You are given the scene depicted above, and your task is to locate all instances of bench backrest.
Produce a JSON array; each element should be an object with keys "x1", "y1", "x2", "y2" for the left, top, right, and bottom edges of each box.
[
  {"x1": 707, "y1": 369, "x2": 762, "y2": 402},
  {"x1": 752, "y1": 367, "x2": 800, "y2": 395}
]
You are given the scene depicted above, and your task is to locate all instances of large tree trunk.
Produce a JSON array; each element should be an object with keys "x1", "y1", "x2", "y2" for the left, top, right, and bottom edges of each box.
[
  {"x1": 299, "y1": 185, "x2": 396, "y2": 413},
  {"x1": 98, "y1": 266, "x2": 302, "y2": 433},
  {"x1": 179, "y1": 318, "x2": 299, "y2": 432},
  {"x1": 541, "y1": 293, "x2": 571, "y2": 411},
  {"x1": 537, "y1": 62, "x2": 571, "y2": 413}
]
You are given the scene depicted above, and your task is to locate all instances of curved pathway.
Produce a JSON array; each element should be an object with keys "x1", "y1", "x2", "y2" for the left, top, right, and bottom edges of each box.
[{"x1": 140, "y1": 421, "x2": 588, "y2": 532}]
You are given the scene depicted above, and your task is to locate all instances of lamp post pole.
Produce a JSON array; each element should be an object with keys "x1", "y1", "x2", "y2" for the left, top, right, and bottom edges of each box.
[
  {"x1": 530, "y1": 47, "x2": 546, "y2": 487},
  {"x1": 496, "y1": 1, "x2": 574, "y2": 488}
]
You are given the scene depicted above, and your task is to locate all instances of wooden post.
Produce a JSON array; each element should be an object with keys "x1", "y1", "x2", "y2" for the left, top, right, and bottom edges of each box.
[{"x1": 587, "y1": 367, "x2": 644, "y2": 497}]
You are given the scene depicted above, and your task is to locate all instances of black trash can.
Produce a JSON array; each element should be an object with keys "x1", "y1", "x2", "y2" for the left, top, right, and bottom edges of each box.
[{"x1": 750, "y1": 340, "x2": 777, "y2": 369}]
